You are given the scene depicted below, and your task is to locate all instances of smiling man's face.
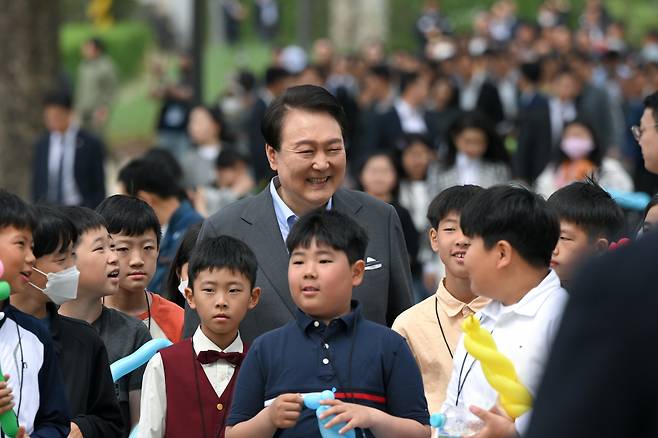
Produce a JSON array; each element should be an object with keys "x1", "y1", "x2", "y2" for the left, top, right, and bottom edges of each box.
[{"x1": 266, "y1": 108, "x2": 346, "y2": 216}]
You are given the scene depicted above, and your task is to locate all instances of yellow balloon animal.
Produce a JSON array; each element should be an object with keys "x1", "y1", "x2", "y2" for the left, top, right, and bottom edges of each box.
[{"x1": 461, "y1": 315, "x2": 533, "y2": 419}]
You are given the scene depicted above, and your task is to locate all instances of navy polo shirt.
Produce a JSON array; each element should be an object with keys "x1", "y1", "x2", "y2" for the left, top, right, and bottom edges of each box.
[{"x1": 227, "y1": 301, "x2": 429, "y2": 437}]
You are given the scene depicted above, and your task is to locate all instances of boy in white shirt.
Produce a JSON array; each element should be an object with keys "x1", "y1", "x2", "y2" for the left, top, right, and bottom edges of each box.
[
  {"x1": 138, "y1": 236, "x2": 260, "y2": 438},
  {"x1": 442, "y1": 185, "x2": 568, "y2": 437}
]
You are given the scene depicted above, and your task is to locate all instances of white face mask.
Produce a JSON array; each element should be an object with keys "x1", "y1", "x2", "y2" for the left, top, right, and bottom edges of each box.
[
  {"x1": 30, "y1": 265, "x2": 80, "y2": 305},
  {"x1": 178, "y1": 279, "x2": 189, "y2": 297}
]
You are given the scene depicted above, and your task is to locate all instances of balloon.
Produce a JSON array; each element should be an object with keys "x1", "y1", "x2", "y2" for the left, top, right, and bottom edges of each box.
[
  {"x1": 0, "y1": 260, "x2": 10, "y2": 302},
  {"x1": 461, "y1": 315, "x2": 533, "y2": 419},
  {"x1": 110, "y1": 338, "x2": 173, "y2": 382},
  {"x1": 0, "y1": 261, "x2": 18, "y2": 437},
  {"x1": 111, "y1": 338, "x2": 173, "y2": 438},
  {"x1": 303, "y1": 390, "x2": 355, "y2": 438},
  {"x1": 607, "y1": 189, "x2": 651, "y2": 211}
]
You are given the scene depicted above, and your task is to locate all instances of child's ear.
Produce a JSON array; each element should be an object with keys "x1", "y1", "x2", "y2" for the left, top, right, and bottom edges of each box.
[
  {"x1": 185, "y1": 287, "x2": 196, "y2": 310},
  {"x1": 351, "y1": 260, "x2": 365, "y2": 287},
  {"x1": 495, "y1": 240, "x2": 513, "y2": 269},
  {"x1": 248, "y1": 287, "x2": 261, "y2": 309},
  {"x1": 428, "y1": 228, "x2": 440, "y2": 252},
  {"x1": 593, "y1": 237, "x2": 609, "y2": 254}
]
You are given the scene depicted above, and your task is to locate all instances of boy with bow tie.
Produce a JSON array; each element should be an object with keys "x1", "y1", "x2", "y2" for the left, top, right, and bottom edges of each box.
[{"x1": 138, "y1": 236, "x2": 261, "y2": 438}]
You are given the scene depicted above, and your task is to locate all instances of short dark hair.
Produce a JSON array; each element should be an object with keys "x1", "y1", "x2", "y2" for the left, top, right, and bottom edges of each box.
[
  {"x1": 426, "y1": 185, "x2": 485, "y2": 229},
  {"x1": 547, "y1": 180, "x2": 625, "y2": 241},
  {"x1": 164, "y1": 222, "x2": 202, "y2": 305},
  {"x1": 265, "y1": 66, "x2": 290, "y2": 87},
  {"x1": 644, "y1": 91, "x2": 658, "y2": 123},
  {"x1": 261, "y1": 85, "x2": 347, "y2": 151},
  {"x1": 32, "y1": 205, "x2": 78, "y2": 258},
  {"x1": 520, "y1": 61, "x2": 542, "y2": 84},
  {"x1": 142, "y1": 148, "x2": 183, "y2": 181},
  {"x1": 118, "y1": 157, "x2": 181, "y2": 199},
  {"x1": 0, "y1": 190, "x2": 35, "y2": 232},
  {"x1": 368, "y1": 64, "x2": 391, "y2": 81},
  {"x1": 60, "y1": 206, "x2": 108, "y2": 236},
  {"x1": 286, "y1": 209, "x2": 368, "y2": 265},
  {"x1": 399, "y1": 71, "x2": 421, "y2": 95},
  {"x1": 215, "y1": 149, "x2": 248, "y2": 170},
  {"x1": 43, "y1": 91, "x2": 73, "y2": 110},
  {"x1": 460, "y1": 185, "x2": 559, "y2": 268},
  {"x1": 188, "y1": 236, "x2": 258, "y2": 290},
  {"x1": 96, "y1": 195, "x2": 162, "y2": 246}
]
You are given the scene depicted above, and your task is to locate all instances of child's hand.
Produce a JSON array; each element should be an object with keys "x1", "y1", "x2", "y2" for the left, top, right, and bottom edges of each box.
[
  {"x1": 318, "y1": 399, "x2": 378, "y2": 434},
  {"x1": 469, "y1": 405, "x2": 518, "y2": 438},
  {"x1": 16, "y1": 426, "x2": 30, "y2": 438},
  {"x1": 0, "y1": 374, "x2": 15, "y2": 415},
  {"x1": 267, "y1": 393, "x2": 303, "y2": 429}
]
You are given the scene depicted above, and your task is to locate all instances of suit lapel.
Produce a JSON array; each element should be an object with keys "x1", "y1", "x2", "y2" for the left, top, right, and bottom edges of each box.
[
  {"x1": 332, "y1": 189, "x2": 363, "y2": 216},
  {"x1": 241, "y1": 188, "x2": 296, "y2": 316}
]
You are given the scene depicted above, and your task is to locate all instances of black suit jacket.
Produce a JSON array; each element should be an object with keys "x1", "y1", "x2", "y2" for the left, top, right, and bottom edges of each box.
[
  {"x1": 375, "y1": 107, "x2": 438, "y2": 152},
  {"x1": 476, "y1": 80, "x2": 505, "y2": 126},
  {"x1": 183, "y1": 187, "x2": 414, "y2": 342},
  {"x1": 526, "y1": 231, "x2": 658, "y2": 437},
  {"x1": 31, "y1": 129, "x2": 106, "y2": 208},
  {"x1": 514, "y1": 92, "x2": 553, "y2": 184}
]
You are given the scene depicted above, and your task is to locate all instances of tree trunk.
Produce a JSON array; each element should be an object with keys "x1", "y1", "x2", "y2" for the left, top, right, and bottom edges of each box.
[{"x1": 0, "y1": 0, "x2": 59, "y2": 197}]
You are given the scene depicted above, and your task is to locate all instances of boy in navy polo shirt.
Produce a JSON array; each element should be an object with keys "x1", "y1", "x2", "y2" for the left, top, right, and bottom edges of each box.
[{"x1": 226, "y1": 210, "x2": 429, "y2": 438}]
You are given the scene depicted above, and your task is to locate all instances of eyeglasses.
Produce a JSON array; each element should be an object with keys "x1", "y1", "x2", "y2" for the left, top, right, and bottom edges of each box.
[{"x1": 631, "y1": 124, "x2": 658, "y2": 142}]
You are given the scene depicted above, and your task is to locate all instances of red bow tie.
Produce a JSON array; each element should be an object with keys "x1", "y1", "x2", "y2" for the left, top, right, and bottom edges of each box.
[{"x1": 197, "y1": 350, "x2": 244, "y2": 366}]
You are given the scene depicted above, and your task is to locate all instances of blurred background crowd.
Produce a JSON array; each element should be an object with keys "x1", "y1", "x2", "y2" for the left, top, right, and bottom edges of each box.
[{"x1": 2, "y1": 0, "x2": 658, "y2": 299}]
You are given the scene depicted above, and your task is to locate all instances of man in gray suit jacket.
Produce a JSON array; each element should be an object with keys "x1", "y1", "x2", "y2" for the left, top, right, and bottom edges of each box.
[{"x1": 184, "y1": 85, "x2": 413, "y2": 342}]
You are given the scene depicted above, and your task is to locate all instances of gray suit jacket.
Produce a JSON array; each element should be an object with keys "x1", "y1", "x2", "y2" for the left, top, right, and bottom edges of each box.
[{"x1": 183, "y1": 187, "x2": 414, "y2": 342}]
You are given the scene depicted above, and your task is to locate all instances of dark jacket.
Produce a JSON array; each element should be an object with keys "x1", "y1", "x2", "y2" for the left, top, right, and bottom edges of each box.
[
  {"x1": 514, "y1": 91, "x2": 553, "y2": 184},
  {"x1": 47, "y1": 304, "x2": 123, "y2": 438},
  {"x1": 375, "y1": 107, "x2": 439, "y2": 152},
  {"x1": 31, "y1": 129, "x2": 106, "y2": 208},
  {"x1": 526, "y1": 231, "x2": 658, "y2": 437},
  {"x1": 149, "y1": 200, "x2": 203, "y2": 294}
]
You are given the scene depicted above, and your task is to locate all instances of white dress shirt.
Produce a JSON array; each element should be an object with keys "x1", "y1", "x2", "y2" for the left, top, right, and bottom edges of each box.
[
  {"x1": 394, "y1": 99, "x2": 428, "y2": 134},
  {"x1": 47, "y1": 125, "x2": 82, "y2": 205},
  {"x1": 138, "y1": 327, "x2": 243, "y2": 438},
  {"x1": 269, "y1": 176, "x2": 333, "y2": 244},
  {"x1": 549, "y1": 98, "x2": 577, "y2": 146},
  {"x1": 442, "y1": 270, "x2": 568, "y2": 434}
]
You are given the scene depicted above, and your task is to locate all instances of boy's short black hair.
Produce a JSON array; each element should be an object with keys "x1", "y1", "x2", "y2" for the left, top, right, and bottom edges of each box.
[
  {"x1": 118, "y1": 157, "x2": 181, "y2": 199},
  {"x1": 0, "y1": 190, "x2": 35, "y2": 232},
  {"x1": 96, "y1": 195, "x2": 162, "y2": 246},
  {"x1": 43, "y1": 91, "x2": 73, "y2": 110},
  {"x1": 32, "y1": 205, "x2": 78, "y2": 258},
  {"x1": 188, "y1": 236, "x2": 258, "y2": 289},
  {"x1": 60, "y1": 206, "x2": 108, "y2": 237},
  {"x1": 215, "y1": 149, "x2": 249, "y2": 170},
  {"x1": 547, "y1": 180, "x2": 625, "y2": 241},
  {"x1": 286, "y1": 210, "x2": 368, "y2": 265},
  {"x1": 461, "y1": 185, "x2": 559, "y2": 268},
  {"x1": 426, "y1": 185, "x2": 485, "y2": 229}
]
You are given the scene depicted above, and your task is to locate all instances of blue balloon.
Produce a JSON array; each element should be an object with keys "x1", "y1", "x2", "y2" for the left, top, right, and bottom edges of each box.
[
  {"x1": 110, "y1": 338, "x2": 173, "y2": 382},
  {"x1": 303, "y1": 390, "x2": 355, "y2": 438},
  {"x1": 607, "y1": 189, "x2": 651, "y2": 211}
]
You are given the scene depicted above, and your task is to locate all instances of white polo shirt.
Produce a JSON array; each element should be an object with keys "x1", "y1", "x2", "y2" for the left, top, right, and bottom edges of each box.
[{"x1": 442, "y1": 270, "x2": 568, "y2": 433}]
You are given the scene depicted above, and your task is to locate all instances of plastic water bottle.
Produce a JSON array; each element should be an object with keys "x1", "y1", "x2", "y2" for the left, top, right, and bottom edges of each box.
[{"x1": 430, "y1": 406, "x2": 484, "y2": 437}]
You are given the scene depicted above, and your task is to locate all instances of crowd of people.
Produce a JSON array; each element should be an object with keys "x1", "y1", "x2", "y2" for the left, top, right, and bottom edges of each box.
[{"x1": 3, "y1": 1, "x2": 658, "y2": 437}]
